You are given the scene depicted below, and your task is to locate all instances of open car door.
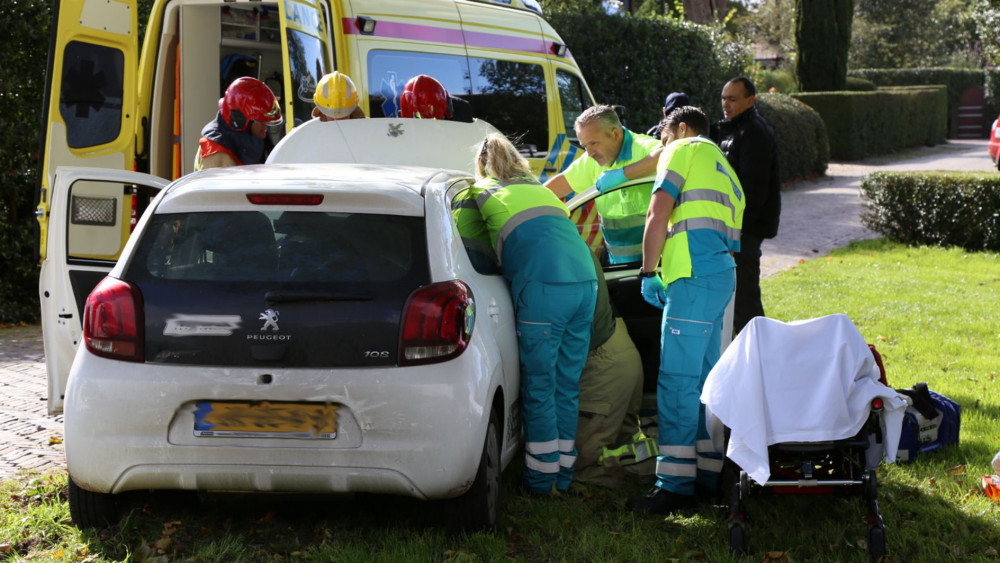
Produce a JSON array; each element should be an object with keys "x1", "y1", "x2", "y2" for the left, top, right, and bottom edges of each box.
[
  {"x1": 38, "y1": 0, "x2": 140, "y2": 262},
  {"x1": 40, "y1": 167, "x2": 167, "y2": 414},
  {"x1": 278, "y1": 0, "x2": 335, "y2": 127}
]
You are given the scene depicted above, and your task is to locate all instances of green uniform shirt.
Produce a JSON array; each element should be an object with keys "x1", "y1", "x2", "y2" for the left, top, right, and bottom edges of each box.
[{"x1": 561, "y1": 129, "x2": 660, "y2": 192}]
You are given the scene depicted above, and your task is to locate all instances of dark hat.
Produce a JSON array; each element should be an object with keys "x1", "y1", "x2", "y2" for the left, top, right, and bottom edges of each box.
[{"x1": 663, "y1": 92, "x2": 690, "y2": 113}]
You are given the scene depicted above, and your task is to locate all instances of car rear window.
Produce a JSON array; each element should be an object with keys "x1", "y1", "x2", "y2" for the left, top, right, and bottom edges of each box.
[{"x1": 128, "y1": 210, "x2": 428, "y2": 286}]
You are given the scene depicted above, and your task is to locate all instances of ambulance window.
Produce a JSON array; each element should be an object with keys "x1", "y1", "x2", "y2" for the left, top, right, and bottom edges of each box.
[
  {"x1": 286, "y1": 29, "x2": 329, "y2": 126},
  {"x1": 468, "y1": 59, "x2": 547, "y2": 159},
  {"x1": 366, "y1": 51, "x2": 472, "y2": 118},
  {"x1": 557, "y1": 70, "x2": 591, "y2": 143},
  {"x1": 59, "y1": 41, "x2": 125, "y2": 149}
]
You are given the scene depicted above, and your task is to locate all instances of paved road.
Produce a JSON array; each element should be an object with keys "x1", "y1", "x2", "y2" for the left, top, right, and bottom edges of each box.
[{"x1": 0, "y1": 139, "x2": 993, "y2": 479}]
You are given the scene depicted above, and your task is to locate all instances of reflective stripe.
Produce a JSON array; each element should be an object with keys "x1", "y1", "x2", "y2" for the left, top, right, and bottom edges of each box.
[
  {"x1": 451, "y1": 198, "x2": 479, "y2": 211},
  {"x1": 655, "y1": 460, "x2": 698, "y2": 477},
  {"x1": 676, "y1": 188, "x2": 737, "y2": 222},
  {"x1": 658, "y1": 445, "x2": 696, "y2": 459},
  {"x1": 601, "y1": 213, "x2": 647, "y2": 231},
  {"x1": 558, "y1": 439, "x2": 575, "y2": 452},
  {"x1": 696, "y1": 456, "x2": 724, "y2": 473},
  {"x1": 662, "y1": 169, "x2": 685, "y2": 191},
  {"x1": 559, "y1": 454, "x2": 577, "y2": 468},
  {"x1": 667, "y1": 217, "x2": 741, "y2": 241},
  {"x1": 526, "y1": 439, "x2": 559, "y2": 455},
  {"x1": 696, "y1": 440, "x2": 717, "y2": 453},
  {"x1": 525, "y1": 456, "x2": 560, "y2": 474},
  {"x1": 495, "y1": 206, "x2": 566, "y2": 262}
]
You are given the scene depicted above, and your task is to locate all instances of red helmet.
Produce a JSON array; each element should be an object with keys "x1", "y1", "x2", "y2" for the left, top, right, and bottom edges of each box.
[
  {"x1": 219, "y1": 77, "x2": 283, "y2": 132},
  {"x1": 400, "y1": 75, "x2": 450, "y2": 119}
]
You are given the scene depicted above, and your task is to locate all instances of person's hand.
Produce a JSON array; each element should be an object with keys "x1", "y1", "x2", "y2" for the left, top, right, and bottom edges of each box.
[
  {"x1": 641, "y1": 274, "x2": 666, "y2": 309},
  {"x1": 595, "y1": 168, "x2": 627, "y2": 194}
]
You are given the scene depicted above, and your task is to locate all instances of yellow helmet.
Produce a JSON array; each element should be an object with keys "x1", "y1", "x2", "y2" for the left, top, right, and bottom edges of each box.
[{"x1": 313, "y1": 71, "x2": 359, "y2": 119}]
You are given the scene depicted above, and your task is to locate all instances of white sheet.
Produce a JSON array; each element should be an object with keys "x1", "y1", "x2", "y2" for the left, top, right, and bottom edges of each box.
[{"x1": 701, "y1": 314, "x2": 906, "y2": 485}]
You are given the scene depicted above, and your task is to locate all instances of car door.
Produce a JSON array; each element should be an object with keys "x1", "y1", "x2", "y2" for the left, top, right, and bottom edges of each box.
[
  {"x1": 38, "y1": 0, "x2": 140, "y2": 262},
  {"x1": 278, "y1": 0, "x2": 335, "y2": 126},
  {"x1": 40, "y1": 167, "x2": 168, "y2": 414}
]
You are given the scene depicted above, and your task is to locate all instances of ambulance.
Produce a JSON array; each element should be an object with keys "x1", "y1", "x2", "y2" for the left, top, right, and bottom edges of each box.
[{"x1": 38, "y1": 0, "x2": 598, "y2": 414}]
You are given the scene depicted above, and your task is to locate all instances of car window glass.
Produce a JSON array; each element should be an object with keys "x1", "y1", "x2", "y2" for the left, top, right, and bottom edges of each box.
[
  {"x1": 59, "y1": 41, "x2": 125, "y2": 148},
  {"x1": 568, "y1": 182, "x2": 651, "y2": 269},
  {"x1": 556, "y1": 69, "x2": 590, "y2": 144},
  {"x1": 366, "y1": 50, "x2": 472, "y2": 118},
  {"x1": 468, "y1": 58, "x2": 547, "y2": 159},
  {"x1": 286, "y1": 28, "x2": 329, "y2": 126}
]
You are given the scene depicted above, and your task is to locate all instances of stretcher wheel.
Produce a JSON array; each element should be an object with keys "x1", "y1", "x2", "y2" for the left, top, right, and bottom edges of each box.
[
  {"x1": 739, "y1": 470, "x2": 749, "y2": 500},
  {"x1": 867, "y1": 524, "x2": 886, "y2": 560},
  {"x1": 729, "y1": 520, "x2": 749, "y2": 554},
  {"x1": 864, "y1": 469, "x2": 878, "y2": 501}
]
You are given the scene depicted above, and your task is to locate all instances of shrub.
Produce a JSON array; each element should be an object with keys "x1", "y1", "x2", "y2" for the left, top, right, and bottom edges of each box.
[
  {"x1": 860, "y1": 171, "x2": 1000, "y2": 251},
  {"x1": 848, "y1": 68, "x2": 983, "y2": 136},
  {"x1": 793, "y1": 86, "x2": 947, "y2": 160},
  {"x1": 755, "y1": 93, "x2": 829, "y2": 182},
  {"x1": 753, "y1": 67, "x2": 798, "y2": 94},
  {"x1": 845, "y1": 77, "x2": 877, "y2": 91},
  {"x1": 547, "y1": 12, "x2": 752, "y2": 129}
]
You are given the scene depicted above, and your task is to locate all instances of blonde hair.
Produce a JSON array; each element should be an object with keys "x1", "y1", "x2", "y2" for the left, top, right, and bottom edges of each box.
[{"x1": 475, "y1": 133, "x2": 533, "y2": 182}]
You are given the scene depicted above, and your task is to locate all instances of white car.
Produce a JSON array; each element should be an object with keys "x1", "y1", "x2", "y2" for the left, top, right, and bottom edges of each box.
[{"x1": 40, "y1": 118, "x2": 672, "y2": 530}]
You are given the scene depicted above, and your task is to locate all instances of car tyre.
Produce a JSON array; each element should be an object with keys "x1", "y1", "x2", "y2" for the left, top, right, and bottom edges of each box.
[
  {"x1": 68, "y1": 477, "x2": 118, "y2": 529},
  {"x1": 447, "y1": 409, "x2": 501, "y2": 532}
]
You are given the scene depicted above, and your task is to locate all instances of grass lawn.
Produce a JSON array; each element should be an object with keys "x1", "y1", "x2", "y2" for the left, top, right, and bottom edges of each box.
[{"x1": 1, "y1": 239, "x2": 999, "y2": 562}]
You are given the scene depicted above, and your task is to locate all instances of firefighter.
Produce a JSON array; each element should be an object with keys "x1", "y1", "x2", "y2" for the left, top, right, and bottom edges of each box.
[
  {"x1": 399, "y1": 74, "x2": 474, "y2": 122},
  {"x1": 627, "y1": 106, "x2": 745, "y2": 514},
  {"x1": 194, "y1": 77, "x2": 283, "y2": 170},
  {"x1": 312, "y1": 71, "x2": 366, "y2": 121},
  {"x1": 454, "y1": 133, "x2": 597, "y2": 495}
]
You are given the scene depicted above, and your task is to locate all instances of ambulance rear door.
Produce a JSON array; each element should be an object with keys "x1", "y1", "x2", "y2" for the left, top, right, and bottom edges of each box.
[
  {"x1": 41, "y1": 167, "x2": 167, "y2": 414},
  {"x1": 38, "y1": 0, "x2": 139, "y2": 262},
  {"x1": 278, "y1": 0, "x2": 335, "y2": 126}
]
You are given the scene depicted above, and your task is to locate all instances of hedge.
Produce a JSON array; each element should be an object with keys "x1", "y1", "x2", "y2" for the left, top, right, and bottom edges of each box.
[
  {"x1": 793, "y1": 86, "x2": 947, "y2": 161},
  {"x1": 547, "y1": 12, "x2": 752, "y2": 129},
  {"x1": 845, "y1": 77, "x2": 877, "y2": 91},
  {"x1": 848, "y1": 68, "x2": 984, "y2": 137},
  {"x1": 755, "y1": 92, "x2": 829, "y2": 183},
  {"x1": 860, "y1": 172, "x2": 1000, "y2": 251}
]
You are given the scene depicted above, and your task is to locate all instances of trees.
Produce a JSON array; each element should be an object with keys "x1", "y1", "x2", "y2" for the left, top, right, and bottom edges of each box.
[
  {"x1": 795, "y1": 0, "x2": 853, "y2": 91},
  {"x1": 850, "y1": 0, "x2": 980, "y2": 69}
]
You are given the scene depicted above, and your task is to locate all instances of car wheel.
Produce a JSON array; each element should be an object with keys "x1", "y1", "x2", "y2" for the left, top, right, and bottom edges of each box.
[
  {"x1": 68, "y1": 477, "x2": 118, "y2": 529},
  {"x1": 447, "y1": 409, "x2": 501, "y2": 532}
]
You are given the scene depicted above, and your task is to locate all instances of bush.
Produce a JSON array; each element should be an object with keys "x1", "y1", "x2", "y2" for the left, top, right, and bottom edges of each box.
[
  {"x1": 753, "y1": 67, "x2": 798, "y2": 94},
  {"x1": 845, "y1": 77, "x2": 877, "y2": 91},
  {"x1": 848, "y1": 68, "x2": 983, "y2": 136},
  {"x1": 547, "y1": 12, "x2": 752, "y2": 129},
  {"x1": 860, "y1": 171, "x2": 1000, "y2": 251},
  {"x1": 755, "y1": 93, "x2": 829, "y2": 182},
  {"x1": 984, "y1": 67, "x2": 1000, "y2": 129},
  {"x1": 793, "y1": 86, "x2": 947, "y2": 160}
]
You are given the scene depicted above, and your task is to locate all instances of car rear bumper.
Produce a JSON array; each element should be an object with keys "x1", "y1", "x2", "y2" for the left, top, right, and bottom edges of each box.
[{"x1": 64, "y1": 346, "x2": 502, "y2": 499}]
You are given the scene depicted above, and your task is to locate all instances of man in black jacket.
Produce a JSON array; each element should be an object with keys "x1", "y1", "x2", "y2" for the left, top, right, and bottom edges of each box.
[{"x1": 713, "y1": 76, "x2": 781, "y2": 334}]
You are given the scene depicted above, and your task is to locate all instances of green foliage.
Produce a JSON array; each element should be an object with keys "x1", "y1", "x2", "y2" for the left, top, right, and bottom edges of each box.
[
  {"x1": 983, "y1": 67, "x2": 1000, "y2": 127},
  {"x1": 752, "y1": 67, "x2": 798, "y2": 94},
  {"x1": 546, "y1": 11, "x2": 752, "y2": 128},
  {"x1": 755, "y1": 92, "x2": 829, "y2": 182},
  {"x1": 851, "y1": 0, "x2": 982, "y2": 69},
  {"x1": 794, "y1": 86, "x2": 948, "y2": 160},
  {"x1": 795, "y1": 0, "x2": 854, "y2": 91},
  {"x1": 848, "y1": 67, "x2": 984, "y2": 136},
  {"x1": 974, "y1": 0, "x2": 1000, "y2": 66},
  {"x1": 845, "y1": 76, "x2": 877, "y2": 91},
  {"x1": 860, "y1": 171, "x2": 1000, "y2": 251}
]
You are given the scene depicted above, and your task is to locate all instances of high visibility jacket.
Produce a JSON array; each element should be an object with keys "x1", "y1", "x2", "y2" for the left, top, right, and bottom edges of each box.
[{"x1": 654, "y1": 136, "x2": 745, "y2": 285}]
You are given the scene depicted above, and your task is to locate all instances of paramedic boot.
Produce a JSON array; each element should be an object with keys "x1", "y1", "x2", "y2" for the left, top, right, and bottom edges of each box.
[{"x1": 626, "y1": 486, "x2": 696, "y2": 514}]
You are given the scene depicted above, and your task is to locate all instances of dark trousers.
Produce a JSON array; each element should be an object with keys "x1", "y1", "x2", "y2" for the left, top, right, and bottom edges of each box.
[{"x1": 733, "y1": 234, "x2": 765, "y2": 334}]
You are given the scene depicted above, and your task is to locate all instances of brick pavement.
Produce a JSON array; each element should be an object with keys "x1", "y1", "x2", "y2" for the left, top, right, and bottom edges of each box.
[{"x1": 0, "y1": 139, "x2": 992, "y2": 480}]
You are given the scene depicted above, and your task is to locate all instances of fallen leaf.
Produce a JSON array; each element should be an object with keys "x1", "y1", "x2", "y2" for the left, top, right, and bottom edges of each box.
[
  {"x1": 153, "y1": 536, "x2": 172, "y2": 552},
  {"x1": 797, "y1": 259, "x2": 806, "y2": 264},
  {"x1": 48, "y1": 436, "x2": 63, "y2": 445},
  {"x1": 52, "y1": 548, "x2": 64, "y2": 559},
  {"x1": 764, "y1": 551, "x2": 791, "y2": 562},
  {"x1": 946, "y1": 465, "x2": 965, "y2": 475},
  {"x1": 929, "y1": 478, "x2": 937, "y2": 486},
  {"x1": 0, "y1": 544, "x2": 10, "y2": 553},
  {"x1": 826, "y1": 256, "x2": 833, "y2": 261},
  {"x1": 258, "y1": 511, "x2": 276, "y2": 524},
  {"x1": 985, "y1": 546, "x2": 998, "y2": 557}
]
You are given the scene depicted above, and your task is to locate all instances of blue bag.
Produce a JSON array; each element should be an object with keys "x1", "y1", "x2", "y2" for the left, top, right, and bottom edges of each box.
[{"x1": 895, "y1": 383, "x2": 961, "y2": 463}]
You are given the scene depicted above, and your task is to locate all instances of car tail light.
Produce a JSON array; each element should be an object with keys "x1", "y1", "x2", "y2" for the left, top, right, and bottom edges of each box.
[
  {"x1": 399, "y1": 280, "x2": 474, "y2": 365},
  {"x1": 247, "y1": 193, "x2": 324, "y2": 206},
  {"x1": 83, "y1": 277, "x2": 144, "y2": 362}
]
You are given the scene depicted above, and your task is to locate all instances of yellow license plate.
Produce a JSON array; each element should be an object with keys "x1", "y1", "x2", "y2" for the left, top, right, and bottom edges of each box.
[{"x1": 193, "y1": 401, "x2": 339, "y2": 439}]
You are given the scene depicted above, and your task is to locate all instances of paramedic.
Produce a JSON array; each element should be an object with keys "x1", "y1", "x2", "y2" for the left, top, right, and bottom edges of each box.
[
  {"x1": 544, "y1": 105, "x2": 661, "y2": 264},
  {"x1": 646, "y1": 92, "x2": 691, "y2": 140},
  {"x1": 575, "y1": 251, "x2": 648, "y2": 487},
  {"x1": 713, "y1": 76, "x2": 780, "y2": 334},
  {"x1": 627, "y1": 106, "x2": 745, "y2": 514},
  {"x1": 312, "y1": 71, "x2": 366, "y2": 121},
  {"x1": 194, "y1": 77, "x2": 283, "y2": 170},
  {"x1": 456, "y1": 133, "x2": 597, "y2": 495},
  {"x1": 399, "y1": 74, "x2": 474, "y2": 122}
]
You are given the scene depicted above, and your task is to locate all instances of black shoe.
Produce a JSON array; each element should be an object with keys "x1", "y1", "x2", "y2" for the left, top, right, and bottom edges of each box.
[{"x1": 626, "y1": 487, "x2": 696, "y2": 514}]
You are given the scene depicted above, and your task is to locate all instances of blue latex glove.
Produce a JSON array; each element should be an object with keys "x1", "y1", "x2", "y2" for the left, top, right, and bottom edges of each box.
[
  {"x1": 641, "y1": 274, "x2": 666, "y2": 309},
  {"x1": 595, "y1": 168, "x2": 627, "y2": 194}
]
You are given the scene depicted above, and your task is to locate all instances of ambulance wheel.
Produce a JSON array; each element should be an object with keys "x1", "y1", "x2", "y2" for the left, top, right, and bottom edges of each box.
[
  {"x1": 867, "y1": 524, "x2": 886, "y2": 560},
  {"x1": 447, "y1": 409, "x2": 501, "y2": 532},
  {"x1": 68, "y1": 477, "x2": 118, "y2": 529},
  {"x1": 729, "y1": 520, "x2": 749, "y2": 554}
]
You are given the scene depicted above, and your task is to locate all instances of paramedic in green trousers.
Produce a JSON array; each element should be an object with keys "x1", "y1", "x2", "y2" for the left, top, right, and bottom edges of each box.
[
  {"x1": 454, "y1": 133, "x2": 597, "y2": 495},
  {"x1": 627, "y1": 106, "x2": 745, "y2": 514}
]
